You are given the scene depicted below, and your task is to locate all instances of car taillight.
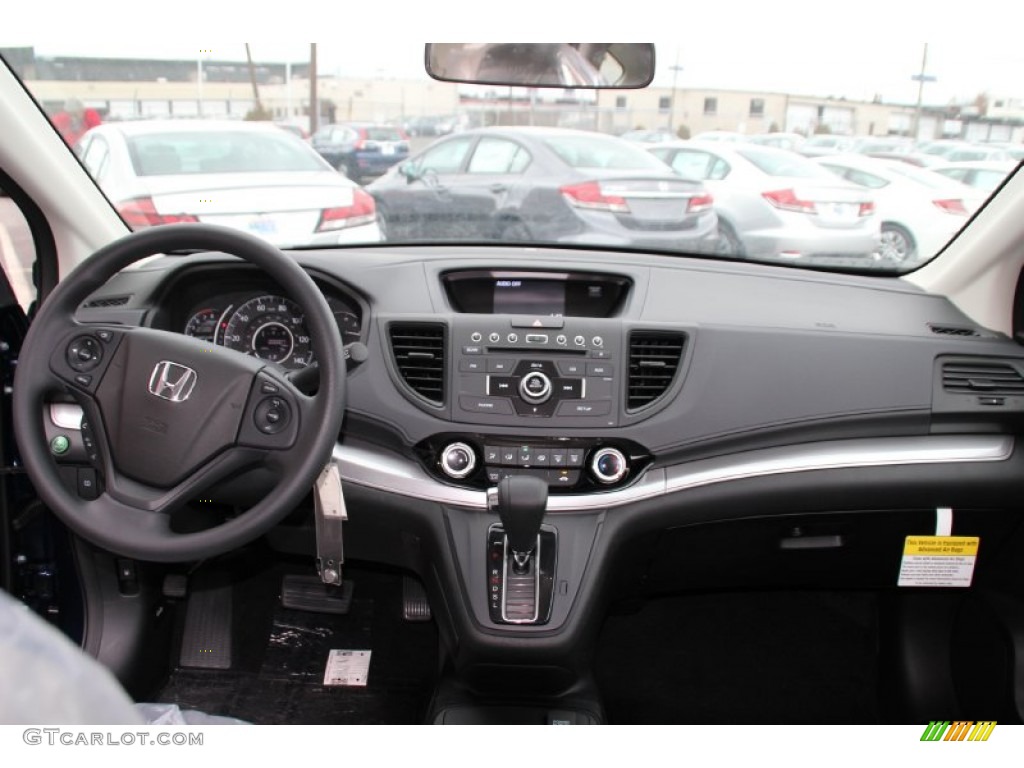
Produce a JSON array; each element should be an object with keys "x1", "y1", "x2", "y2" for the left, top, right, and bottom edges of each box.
[
  {"x1": 762, "y1": 189, "x2": 817, "y2": 214},
  {"x1": 859, "y1": 201, "x2": 875, "y2": 217},
  {"x1": 687, "y1": 192, "x2": 714, "y2": 214},
  {"x1": 560, "y1": 182, "x2": 629, "y2": 213},
  {"x1": 933, "y1": 198, "x2": 968, "y2": 215},
  {"x1": 316, "y1": 189, "x2": 377, "y2": 231},
  {"x1": 116, "y1": 197, "x2": 198, "y2": 228}
]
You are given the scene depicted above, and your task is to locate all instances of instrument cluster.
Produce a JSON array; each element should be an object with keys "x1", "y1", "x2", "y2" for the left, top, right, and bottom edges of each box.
[{"x1": 182, "y1": 290, "x2": 362, "y2": 371}]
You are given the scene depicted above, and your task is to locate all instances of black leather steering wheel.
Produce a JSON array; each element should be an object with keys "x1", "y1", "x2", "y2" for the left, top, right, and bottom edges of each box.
[{"x1": 12, "y1": 224, "x2": 346, "y2": 562}]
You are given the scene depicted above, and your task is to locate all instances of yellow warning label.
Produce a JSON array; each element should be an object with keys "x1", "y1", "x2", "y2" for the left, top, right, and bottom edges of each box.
[{"x1": 903, "y1": 536, "x2": 979, "y2": 557}]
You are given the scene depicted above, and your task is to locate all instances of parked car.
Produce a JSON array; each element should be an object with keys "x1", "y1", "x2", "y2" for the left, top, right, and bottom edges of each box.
[
  {"x1": 931, "y1": 160, "x2": 1020, "y2": 193},
  {"x1": 310, "y1": 122, "x2": 410, "y2": 183},
  {"x1": 748, "y1": 132, "x2": 806, "y2": 152},
  {"x1": 368, "y1": 126, "x2": 718, "y2": 249},
  {"x1": 797, "y1": 134, "x2": 857, "y2": 157},
  {"x1": 619, "y1": 128, "x2": 676, "y2": 144},
  {"x1": 649, "y1": 141, "x2": 879, "y2": 262},
  {"x1": 74, "y1": 120, "x2": 382, "y2": 246},
  {"x1": 815, "y1": 154, "x2": 984, "y2": 264}
]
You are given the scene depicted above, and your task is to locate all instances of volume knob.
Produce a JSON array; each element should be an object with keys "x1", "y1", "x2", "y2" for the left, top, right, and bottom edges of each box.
[{"x1": 518, "y1": 371, "x2": 552, "y2": 404}]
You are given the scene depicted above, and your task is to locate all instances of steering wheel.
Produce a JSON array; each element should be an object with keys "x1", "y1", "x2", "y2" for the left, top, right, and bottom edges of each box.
[{"x1": 12, "y1": 224, "x2": 346, "y2": 562}]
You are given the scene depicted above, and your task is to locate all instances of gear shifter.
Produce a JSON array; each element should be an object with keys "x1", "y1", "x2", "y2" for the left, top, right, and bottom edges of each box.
[{"x1": 489, "y1": 474, "x2": 548, "y2": 572}]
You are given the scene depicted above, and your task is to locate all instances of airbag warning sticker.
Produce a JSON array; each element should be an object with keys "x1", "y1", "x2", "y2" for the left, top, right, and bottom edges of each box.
[{"x1": 898, "y1": 536, "x2": 979, "y2": 588}]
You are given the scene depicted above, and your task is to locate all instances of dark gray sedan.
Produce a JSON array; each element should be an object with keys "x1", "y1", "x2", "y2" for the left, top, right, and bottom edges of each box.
[{"x1": 367, "y1": 127, "x2": 718, "y2": 251}]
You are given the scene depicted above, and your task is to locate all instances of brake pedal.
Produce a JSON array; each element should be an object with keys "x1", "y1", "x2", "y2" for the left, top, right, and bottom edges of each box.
[
  {"x1": 281, "y1": 573, "x2": 354, "y2": 615},
  {"x1": 403, "y1": 576, "x2": 432, "y2": 622}
]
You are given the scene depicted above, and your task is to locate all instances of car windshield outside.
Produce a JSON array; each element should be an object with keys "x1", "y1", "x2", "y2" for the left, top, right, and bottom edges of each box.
[{"x1": 1, "y1": 33, "x2": 1020, "y2": 275}]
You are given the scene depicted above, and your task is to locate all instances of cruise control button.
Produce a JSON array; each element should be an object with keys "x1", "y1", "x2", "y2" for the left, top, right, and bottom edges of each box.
[
  {"x1": 254, "y1": 396, "x2": 291, "y2": 434},
  {"x1": 459, "y1": 396, "x2": 514, "y2": 415}
]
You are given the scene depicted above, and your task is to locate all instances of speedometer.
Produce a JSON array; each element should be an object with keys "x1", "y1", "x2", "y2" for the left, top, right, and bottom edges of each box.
[{"x1": 222, "y1": 295, "x2": 313, "y2": 370}]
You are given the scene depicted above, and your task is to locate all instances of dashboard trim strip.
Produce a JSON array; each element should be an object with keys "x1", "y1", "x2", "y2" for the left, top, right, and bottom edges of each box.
[{"x1": 332, "y1": 435, "x2": 1014, "y2": 513}]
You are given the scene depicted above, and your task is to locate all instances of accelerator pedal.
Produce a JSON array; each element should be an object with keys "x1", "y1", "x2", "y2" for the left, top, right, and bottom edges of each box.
[
  {"x1": 403, "y1": 576, "x2": 432, "y2": 622},
  {"x1": 281, "y1": 573, "x2": 354, "y2": 615}
]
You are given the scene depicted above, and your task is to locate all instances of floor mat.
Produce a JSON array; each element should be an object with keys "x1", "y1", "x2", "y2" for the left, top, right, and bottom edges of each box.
[
  {"x1": 155, "y1": 562, "x2": 439, "y2": 724},
  {"x1": 594, "y1": 590, "x2": 880, "y2": 724}
]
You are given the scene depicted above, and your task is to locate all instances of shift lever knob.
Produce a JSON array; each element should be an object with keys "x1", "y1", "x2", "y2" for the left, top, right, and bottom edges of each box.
[{"x1": 489, "y1": 474, "x2": 548, "y2": 561}]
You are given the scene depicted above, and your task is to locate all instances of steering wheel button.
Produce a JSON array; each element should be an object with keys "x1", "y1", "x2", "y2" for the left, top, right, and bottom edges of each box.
[
  {"x1": 50, "y1": 435, "x2": 70, "y2": 455},
  {"x1": 74, "y1": 374, "x2": 93, "y2": 387},
  {"x1": 66, "y1": 336, "x2": 103, "y2": 372},
  {"x1": 260, "y1": 382, "x2": 280, "y2": 395},
  {"x1": 96, "y1": 330, "x2": 114, "y2": 343},
  {"x1": 254, "y1": 396, "x2": 291, "y2": 434}
]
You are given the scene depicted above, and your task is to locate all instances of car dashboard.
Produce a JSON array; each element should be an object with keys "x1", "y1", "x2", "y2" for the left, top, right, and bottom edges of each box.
[{"x1": 52, "y1": 242, "x2": 1024, "y2": 710}]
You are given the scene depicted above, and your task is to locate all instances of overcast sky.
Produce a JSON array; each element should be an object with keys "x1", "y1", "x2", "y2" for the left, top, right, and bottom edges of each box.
[{"x1": 14, "y1": 0, "x2": 1023, "y2": 106}]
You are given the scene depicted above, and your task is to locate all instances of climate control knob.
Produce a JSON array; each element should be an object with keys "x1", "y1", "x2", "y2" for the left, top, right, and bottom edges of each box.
[
  {"x1": 518, "y1": 371, "x2": 552, "y2": 404},
  {"x1": 590, "y1": 447, "x2": 628, "y2": 485},
  {"x1": 440, "y1": 442, "x2": 477, "y2": 479}
]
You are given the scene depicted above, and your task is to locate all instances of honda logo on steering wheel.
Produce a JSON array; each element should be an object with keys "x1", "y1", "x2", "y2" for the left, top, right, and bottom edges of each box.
[{"x1": 148, "y1": 361, "x2": 197, "y2": 403}]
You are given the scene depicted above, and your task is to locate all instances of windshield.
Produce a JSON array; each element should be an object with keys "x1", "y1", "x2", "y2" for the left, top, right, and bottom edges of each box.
[{"x1": 2, "y1": 33, "x2": 1020, "y2": 274}]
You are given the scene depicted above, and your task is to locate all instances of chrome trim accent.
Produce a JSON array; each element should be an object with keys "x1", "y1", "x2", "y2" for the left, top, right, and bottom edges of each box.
[
  {"x1": 663, "y1": 435, "x2": 1013, "y2": 494},
  {"x1": 49, "y1": 403, "x2": 84, "y2": 430},
  {"x1": 332, "y1": 435, "x2": 1013, "y2": 513}
]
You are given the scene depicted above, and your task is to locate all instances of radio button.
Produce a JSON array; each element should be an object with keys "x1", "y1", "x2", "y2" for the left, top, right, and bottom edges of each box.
[
  {"x1": 459, "y1": 396, "x2": 514, "y2": 415},
  {"x1": 507, "y1": 333, "x2": 519, "y2": 344},
  {"x1": 462, "y1": 345, "x2": 483, "y2": 355},
  {"x1": 487, "y1": 377, "x2": 515, "y2": 396},
  {"x1": 525, "y1": 334, "x2": 548, "y2": 344},
  {"x1": 574, "y1": 335, "x2": 586, "y2": 346},
  {"x1": 489, "y1": 332, "x2": 500, "y2": 343},
  {"x1": 459, "y1": 358, "x2": 485, "y2": 373},
  {"x1": 470, "y1": 332, "x2": 482, "y2": 343},
  {"x1": 557, "y1": 401, "x2": 612, "y2": 417},
  {"x1": 556, "y1": 334, "x2": 567, "y2": 346},
  {"x1": 487, "y1": 358, "x2": 515, "y2": 373},
  {"x1": 558, "y1": 361, "x2": 584, "y2": 377},
  {"x1": 587, "y1": 362, "x2": 614, "y2": 377}
]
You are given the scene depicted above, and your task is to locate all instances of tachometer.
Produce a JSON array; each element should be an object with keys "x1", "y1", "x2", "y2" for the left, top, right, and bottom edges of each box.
[
  {"x1": 223, "y1": 295, "x2": 313, "y2": 370},
  {"x1": 184, "y1": 308, "x2": 222, "y2": 343}
]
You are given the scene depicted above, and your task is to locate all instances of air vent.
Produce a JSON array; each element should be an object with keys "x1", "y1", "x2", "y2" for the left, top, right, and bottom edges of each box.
[
  {"x1": 82, "y1": 295, "x2": 131, "y2": 308},
  {"x1": 929, "y1": 324, "x2": 980, "y2": 337},
  {"x1": 942, "y1": 361, "x2": 1024, "y2": 395},
  {"x1": 389, "y1": 323, "x2": 446, "y2": 406},
  {"x1": 627, "y1": 331, "x2": 686, "y2": 411}
]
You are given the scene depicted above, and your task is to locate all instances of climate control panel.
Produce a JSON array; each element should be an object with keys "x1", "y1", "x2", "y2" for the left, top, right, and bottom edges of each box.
[{"x1": 418, "y1": 434, "x2": 651, "y2": 494}]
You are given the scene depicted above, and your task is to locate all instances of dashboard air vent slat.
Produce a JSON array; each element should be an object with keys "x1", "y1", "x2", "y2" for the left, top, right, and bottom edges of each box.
[
  {"x1": 942, "y1": 361, "x2": 1024, "y2": 395},
  {"x1": 389, "y1": 323, "x2": 446, "y2": 405},
  {"x1": 83, "y1": 295, "x2": 131, "y2": 308},
  {"x1": 929, "y1": 324, "x2": 980, "y2": 337},
  {"x1": 627, "y1": 331, "x2": 686, "y2": 411}
]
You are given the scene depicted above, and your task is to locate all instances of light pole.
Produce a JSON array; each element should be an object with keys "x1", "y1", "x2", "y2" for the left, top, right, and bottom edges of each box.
[
  {"x1": 667, "y1": 49, "x2": 684, "y2": 135},
  {"x1": 911, "y1": 43, "x2": 936, "y2": 140}
]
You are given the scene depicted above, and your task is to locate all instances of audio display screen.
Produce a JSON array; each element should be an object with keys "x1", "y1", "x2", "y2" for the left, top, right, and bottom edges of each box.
[
  {"x1": 443, "y1": 271, "x2": 631, "y2": 317},
  {"x1": 493, "y1": 279, "x2": 566, "y2": 316}
]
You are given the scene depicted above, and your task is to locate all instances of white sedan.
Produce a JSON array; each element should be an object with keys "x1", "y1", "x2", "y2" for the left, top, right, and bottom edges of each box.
[
  {"x1": 74, "y1": 120, "x2": 383, "y2": 247},
  {"x1": 816, "y1": 154, "x2": 984, "y2": 264}
]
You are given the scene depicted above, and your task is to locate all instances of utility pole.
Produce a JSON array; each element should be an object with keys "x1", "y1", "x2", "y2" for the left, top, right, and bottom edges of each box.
[
  {"x1": 667, "y1": 48, "x2": 684, "y2": 135},
  {"x1": 911, "y1": 43, "x2": 936, "y2": 141},
  {"x1": 245, "y1": 44, "x2": 264, "y2": 118},
  {"x1": 310, "y1": 44, "x2": 319, "y2": 134}
]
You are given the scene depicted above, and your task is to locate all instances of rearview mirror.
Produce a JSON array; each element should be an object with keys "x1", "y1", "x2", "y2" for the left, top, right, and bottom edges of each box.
[{"x1": 424, "y1": 43, "x2": 655, "y2": 89}]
